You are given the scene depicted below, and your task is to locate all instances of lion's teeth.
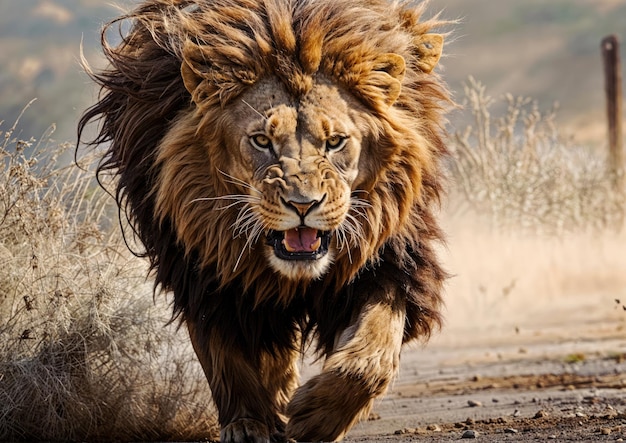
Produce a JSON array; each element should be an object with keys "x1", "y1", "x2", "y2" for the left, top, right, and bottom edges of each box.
[
  {"x1": 282, "y1": 239, "x2": 297, "y2": 253},
  {"x1": 310, "y1": 237, "x2": 321, "y2": 251}
]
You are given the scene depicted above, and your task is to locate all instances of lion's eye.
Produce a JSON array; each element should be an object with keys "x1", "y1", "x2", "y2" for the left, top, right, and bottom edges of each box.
[
  {"x1": 250, "y1": 134, "x2": 272, "y2": 151},
  {"x1": 325, "y1": 135, "x2": 348, "y2": 152}
]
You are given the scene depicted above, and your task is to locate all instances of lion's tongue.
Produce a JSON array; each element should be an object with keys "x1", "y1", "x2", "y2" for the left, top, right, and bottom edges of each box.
[{"x1": 283, "y1": 227, "x2": 321, "y2": 253}]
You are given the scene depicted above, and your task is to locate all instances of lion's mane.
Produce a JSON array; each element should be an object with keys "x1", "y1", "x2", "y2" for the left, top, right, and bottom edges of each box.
[{"x1": 79, "y1": 0, "x2": 449, "y2": 357}]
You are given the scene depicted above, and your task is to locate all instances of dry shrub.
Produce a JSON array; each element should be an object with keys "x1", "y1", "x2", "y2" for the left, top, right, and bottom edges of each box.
[
  {"x1": 447, "y1": 77, "x2": 625, "y2": 234},
  {"x1": 0, "y1": 108, "x2": 218, "y2": 441}
]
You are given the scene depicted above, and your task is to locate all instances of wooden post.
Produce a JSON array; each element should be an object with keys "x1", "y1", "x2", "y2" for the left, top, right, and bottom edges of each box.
[{"x1": 602, "y1": 35, "x2": 624, "y2": 188}]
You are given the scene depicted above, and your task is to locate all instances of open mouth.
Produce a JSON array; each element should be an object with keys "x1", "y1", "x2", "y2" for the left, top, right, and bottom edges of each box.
[{"x1": 266, "y1": 227, "x2": 331, "y2": 261}]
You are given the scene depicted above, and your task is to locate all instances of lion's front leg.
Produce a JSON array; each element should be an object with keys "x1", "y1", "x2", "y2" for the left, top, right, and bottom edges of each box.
[
  {"x1": 286, "y1": 299, "x2": 405, "y2": 441},
  {"x1": 187, "y1": 320, "x2": 298, "y2": 443}
]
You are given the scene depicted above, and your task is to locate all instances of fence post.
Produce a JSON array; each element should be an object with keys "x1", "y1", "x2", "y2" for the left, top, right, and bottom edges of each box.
[{"x1": 602, "y1": 35, "x2": 624, "y2": 188}]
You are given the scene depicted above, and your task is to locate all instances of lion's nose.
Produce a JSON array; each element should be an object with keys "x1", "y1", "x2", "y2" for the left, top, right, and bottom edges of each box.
[
  {"x1": 287, "y1": 200, "x2": 318, "y2": 217},
  {"x1": 284, "y1": 197, "x2": 324, "y2": 217}
]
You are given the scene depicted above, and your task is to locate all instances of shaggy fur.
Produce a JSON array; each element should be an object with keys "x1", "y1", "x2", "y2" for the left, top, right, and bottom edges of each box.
[{"x1": 78, "y1": 0, "x2": 451, "y2": 441}]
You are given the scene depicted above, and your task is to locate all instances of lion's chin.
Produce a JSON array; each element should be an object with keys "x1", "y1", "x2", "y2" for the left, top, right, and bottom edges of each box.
[{"x1": 266, "y1": 247, "x2": 334, "y2": 281}]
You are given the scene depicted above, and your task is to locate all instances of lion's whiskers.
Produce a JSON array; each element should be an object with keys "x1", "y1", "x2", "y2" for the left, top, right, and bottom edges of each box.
[
  {"x1": 241, "y1": 99, "x2": 268, "y2": 121},
  {"x1": 350, "y1": 197, "x2": 374, "y2": 233},
  {"x1": 232, "y1": 206, "x2": 259, "y2": 237},
  {"x1": 216, "y1": 169, "x2": 263, "y2": 196},
  {"x1": 341, "y1": 213, "x2": 364, "y2": 248},
  {"x1": 233, "y1": 216, "x2": 265, "y2": 272},
  {"x1": 351, "y1": 189, "x2": 370, "y2": 197},
  {"x1": 335, "y1": 227, "x2": 353, "y2": 264},
  {"x1": 186, "y1": 184, "x2": 265, "y2": 271},
  {"x1": 229, "y1": 201, "x2": 267, "y2": 272},
  {"x1": 188, "y1": 194, "x2": 260, "y2": 210},
  {"x1": 349, "y1": 196, "x2": 372, "y2": 212},
  {"x1": 334, "y1": 197, "x2": 372, "y2": 263},
  {"x1": 233, "y1": 247, "x2": 248, "y2": 273}
]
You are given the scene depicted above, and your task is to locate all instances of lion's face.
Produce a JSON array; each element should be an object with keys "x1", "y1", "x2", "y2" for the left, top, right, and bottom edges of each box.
[
  {"x1": 150, "y1": 3, "x2": 447, "y2": 290},
  {"x1": 224, "y1": 77, "x2": 370, "y2": 280}
]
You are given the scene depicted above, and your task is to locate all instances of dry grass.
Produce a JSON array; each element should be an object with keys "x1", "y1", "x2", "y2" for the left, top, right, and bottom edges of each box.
[
  {"x1": 0, "y1": 108, "x2": 217, "y2": 441},
  {"x1": 447, "y1": 77, "x2": 625, "y2": 235},
  {"x1": 440, "y1": 79, "x2": 626, "y2": 347}
]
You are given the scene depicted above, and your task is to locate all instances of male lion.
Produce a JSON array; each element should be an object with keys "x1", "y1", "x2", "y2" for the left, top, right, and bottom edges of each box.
[{"x1": 79, "y1": 0, "x2": 450, "y2": 441}]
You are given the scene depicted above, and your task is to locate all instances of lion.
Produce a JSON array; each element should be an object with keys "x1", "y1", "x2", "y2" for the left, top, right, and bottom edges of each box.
[{"x1": 78, "y1": 0, "x2": 450, "y2": 441}]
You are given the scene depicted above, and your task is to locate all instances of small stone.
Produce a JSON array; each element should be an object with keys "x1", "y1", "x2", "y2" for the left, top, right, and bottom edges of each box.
[
  {"x1": 534, "y1": 410, "x2": 549, "y2": 419},
  {"x1": 575, "y1": 412, "x2": 587, "y2": 418},
  {"x1": 468, "y1": 400, "x2": 482, "y2": 407},
  {"x1": 601, "y1": 428, "x2": 612, "y2": 435},
  {"x1": 512, "y1": 409, "x2": 521, "y2": 417},
  {"x1": 548, "y1": 435, "x2": 557, "y2": 440},
  {"x1": 394, "y1": 427, "x2": 414, "y2": 435},
  {"x1": 465, "y1": 418, "x2": 475, "y2": 425},
  {"x1": 462, "y1": 429, "x2": 478, "y2": 439},
  {"x1": 426, "y1": 424, "x2": 442, "y2": 432},
  {"x1": 367, "y1": 412, "x2": 381, "y2": 421},
  {"x1": 504, "y1": 428, "x2": 519, "y2": 434}
]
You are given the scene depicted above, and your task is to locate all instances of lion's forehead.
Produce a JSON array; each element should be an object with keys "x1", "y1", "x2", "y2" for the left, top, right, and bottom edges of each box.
[
  {"x1": 239, "y1": 78, "x2": 359, "y2": 142},
  {"x1": 265, "y1": 106, "x2": 298, "y2": 140}
]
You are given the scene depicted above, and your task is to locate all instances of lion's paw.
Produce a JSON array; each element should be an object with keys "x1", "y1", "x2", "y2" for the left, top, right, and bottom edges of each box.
[
  {"x1": 286, "y1": 370, "x2": 374, "y2": 442},
  {"x1": 221, "y1": 418, "x2": 270, "y2": 443}
]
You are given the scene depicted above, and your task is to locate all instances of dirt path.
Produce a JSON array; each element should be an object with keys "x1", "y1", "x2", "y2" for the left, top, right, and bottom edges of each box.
[{"x1": 343, "y1": 328, "x2": 626, "y2": 441}]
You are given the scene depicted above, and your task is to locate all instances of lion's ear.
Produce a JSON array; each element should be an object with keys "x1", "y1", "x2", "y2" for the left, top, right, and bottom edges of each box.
[
  {"x1": 368, "y1": 53, "x2": 406, "y2": 108},
  {"x1": 181, "y1": 41, "x2": 208, "y2": 97},
  {"x1": 373, "y1": 53, "x2": 406, "y2": 80},
  {"x1": 181, "y1": 40, "x2": 257, "y2": 106},
  {"x1": 181, "y1": 60, "x2": 203, "y2": 96},
  {"x1": 415, "y1": 33, "x2": 443, "y2": 74}
]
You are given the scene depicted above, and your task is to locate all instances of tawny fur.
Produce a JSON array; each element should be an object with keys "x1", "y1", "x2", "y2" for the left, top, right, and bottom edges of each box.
[{"x1": 78, "y1": 0, "x2": 451, "y2": 441}]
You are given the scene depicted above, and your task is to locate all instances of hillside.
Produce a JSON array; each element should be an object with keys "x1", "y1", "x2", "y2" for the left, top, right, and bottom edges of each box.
[
  {"x1": 0, "y1": 1, "x2": 128, "y2": 143},
  {"x1": 443, "y1": 0, "x2": 626, "y2": 146},
  {"x1": 0, "y1": 0, "x2": 625, "y2": 145}
]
